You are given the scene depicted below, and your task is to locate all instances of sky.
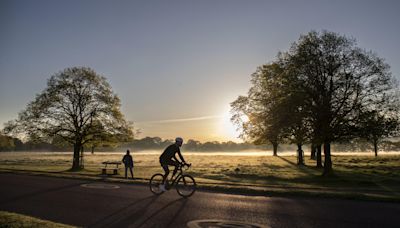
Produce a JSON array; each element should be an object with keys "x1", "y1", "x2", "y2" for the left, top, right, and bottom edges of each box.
[{"x1": 1, "y1": 0, "x2": 400, "y2": 142}]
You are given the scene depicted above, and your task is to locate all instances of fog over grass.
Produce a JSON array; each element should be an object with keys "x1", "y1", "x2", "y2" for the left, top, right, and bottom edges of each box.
[
  {"x1": 2, "y1": 150, "x2": 400, "y2": 156},
  {"x1": 1, "y1": 151, "x2": 399, "y2": 200}
]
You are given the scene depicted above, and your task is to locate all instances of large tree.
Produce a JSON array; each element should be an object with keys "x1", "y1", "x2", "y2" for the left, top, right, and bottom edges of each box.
[
  {"x1": 283, "y1": 31, "x2": 397, "y2": 175},
  {"x1": 4, "y1": 67, "x2": 134, "y2": 170},
  {"x1": 232, "y1": 31, "x2": 398, "y2": 175},
  {"x1": 231, "y1": 63, "x2": 287, "y2": 156}
]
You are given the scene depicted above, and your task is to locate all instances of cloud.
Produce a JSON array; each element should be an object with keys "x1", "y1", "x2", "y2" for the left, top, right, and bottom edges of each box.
[{"x1": 138, "y1": 115, "x2": 223, "y2": 124}]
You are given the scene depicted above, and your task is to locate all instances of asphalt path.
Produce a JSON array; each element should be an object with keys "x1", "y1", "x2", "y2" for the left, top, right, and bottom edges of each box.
[{"x1": 0, "y1": 173, "x2": 399, "y2": 228}]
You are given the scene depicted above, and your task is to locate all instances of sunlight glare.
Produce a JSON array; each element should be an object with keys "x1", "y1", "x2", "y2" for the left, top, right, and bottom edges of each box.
[
  {"x1": 220, "y1": 106, "x2": 241, "y2": 142},
  {"x1": 240, "y1": 114, "x2": 249, "y2": 123}
]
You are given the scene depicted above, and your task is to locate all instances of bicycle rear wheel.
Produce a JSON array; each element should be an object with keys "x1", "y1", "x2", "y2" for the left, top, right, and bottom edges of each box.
[
  {"x1": 176, "y1": 174, "x2": 196, "y2": 197},
  {"x1": 149, "y1": 173, "x2": 165, "y2": 195}
]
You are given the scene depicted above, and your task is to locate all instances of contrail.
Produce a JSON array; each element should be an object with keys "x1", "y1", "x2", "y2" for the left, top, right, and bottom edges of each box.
[{"x1": 138, "y1": 115, "x2": 223, "y2": 124}]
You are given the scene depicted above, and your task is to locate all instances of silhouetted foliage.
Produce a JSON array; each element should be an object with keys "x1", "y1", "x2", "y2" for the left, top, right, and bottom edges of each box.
[
  {"x1": 3, "y1": 67, "x2": 134, "y2": 169},
  {"x1": 1, "y1": 134, "x2": 400, "y2": 153},
  {"x1": 287, "y1": 31, "x2": 398, "y2": 175},
  {"x1": 231, "y1": 30, "x2": 399, "y2": 175},
  {"x1": 126, "y1": 137, "x2": 173, "y2": 150},
  {"x1": 0, "y1": 133, "x2": 15, "y2": 151},
  {"x1": 231, "y1": 64, "x2": 287, "y2": 156},
  {"x1": 357, "y1": 110, "x2": 400, "y2": 156},
  {"x1": 124, "y1": 137, "x2": 264, "y2": 152}
]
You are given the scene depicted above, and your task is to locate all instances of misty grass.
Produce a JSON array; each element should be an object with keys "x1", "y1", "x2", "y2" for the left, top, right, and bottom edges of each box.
[{"x1": 1, "y1": 152, "x2": 400, "y2": 201}]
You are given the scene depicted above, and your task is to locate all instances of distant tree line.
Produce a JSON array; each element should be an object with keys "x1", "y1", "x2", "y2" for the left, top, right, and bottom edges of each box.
[
  {"x1": 2, "y1": 133, "x2": 400, "y2": 153},
  {"x1": 123, "y1": 137, "x2": 265, "y2": 151},
  {"x1": 0, "y1": 134, "x2": 265, "y2": 152}
]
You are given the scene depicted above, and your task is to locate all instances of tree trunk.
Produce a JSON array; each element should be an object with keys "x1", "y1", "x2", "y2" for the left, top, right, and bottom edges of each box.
[
  {"x1": 310, "y1": 144, "x2": 316, "y2": 160},
  {"x1": 374, "y1": 140, "x2": 378, "y2": 157},
  {"x1": 272, "y1": 142, "x2": 278, "y2": 156},
  {"x1": 323, "y1": 142, "x2": 333, "y2": 175},
  {"x1": 297, "y1": 144, "x2": 304, "y2": 165},
  {"x1": 79, "y1": 146, "x2": 84, "y2": 168},
  {"x1": 316, "y1": 144, "x2": 323, "y2": 168},
  {"x1": 72, "y1": 141, "x2": 81, "y2": 170}
]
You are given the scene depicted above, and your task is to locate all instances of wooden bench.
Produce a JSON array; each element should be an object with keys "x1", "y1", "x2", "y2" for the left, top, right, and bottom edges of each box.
[{"x1": 101, "y1": 161, "x2": 121, "y2": 175}]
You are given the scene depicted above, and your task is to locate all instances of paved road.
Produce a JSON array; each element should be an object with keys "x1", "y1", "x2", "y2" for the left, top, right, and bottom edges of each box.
[{"x1": 0, "y1": 173, "x2": 399, "y2": 228}]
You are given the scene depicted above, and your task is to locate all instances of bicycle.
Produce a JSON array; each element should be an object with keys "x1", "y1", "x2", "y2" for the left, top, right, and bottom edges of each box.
[{"x1": 149, "y1": 163, "x2": 196, "y2": 197}]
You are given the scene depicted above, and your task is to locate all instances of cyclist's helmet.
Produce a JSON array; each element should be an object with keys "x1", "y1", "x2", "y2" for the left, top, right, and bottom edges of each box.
[{"x1": 175, "y1": 137, "x2": 183, "y2": 143}]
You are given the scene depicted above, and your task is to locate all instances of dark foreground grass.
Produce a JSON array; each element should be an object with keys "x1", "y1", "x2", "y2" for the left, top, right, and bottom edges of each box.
[
  {"x1": 0, "y1": 211, "x2": 75, "y2": 228},
  {"x1": 0, "y1": 152, "x2": 399, "y2": 202}
]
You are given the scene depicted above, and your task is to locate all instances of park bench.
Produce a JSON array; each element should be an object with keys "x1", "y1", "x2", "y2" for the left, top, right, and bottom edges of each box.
[{"x1": 101, "y1": 161, "x2": 121, "y2": 175}]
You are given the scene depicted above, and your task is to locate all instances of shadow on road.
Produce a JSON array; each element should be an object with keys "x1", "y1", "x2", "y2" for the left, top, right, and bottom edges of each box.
[
  {"x1": 0, "y1": 182, "x2": 84, "y2": 205},
  {"x1": 135, "y1": 197, "x2": 189, "y2": 228},
  {"x1": 89, "y1": 195, "x2": 159, "y2": 228},
  {"x1": 164, "y1": 198, "x2": 188, "y2": 228},
  {"x1": 89, "y1": 195, "x2": 189, "y2": 228}
]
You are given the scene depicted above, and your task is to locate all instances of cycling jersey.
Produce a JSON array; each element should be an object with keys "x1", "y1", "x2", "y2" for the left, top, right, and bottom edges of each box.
[{"x1": 160, "y1": 144, "x2": 185, "y2": 163}]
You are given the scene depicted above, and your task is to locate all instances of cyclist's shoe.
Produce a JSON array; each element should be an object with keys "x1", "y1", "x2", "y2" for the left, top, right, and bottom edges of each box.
[
  {"x1": 165, "y1": 181, "x2": 172, "y2": 190},
  {"x1": 159, "y1": 184, "x2": 166, "y2": 192}
]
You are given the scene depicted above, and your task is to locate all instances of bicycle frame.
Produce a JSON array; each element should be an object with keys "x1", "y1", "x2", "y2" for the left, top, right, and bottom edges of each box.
[
  {"x1": 167, "y1": 164, "x2": 186, "y2": 187},
  {"x1": 149, "y1": 162, "x2": 196, "y2": 197}
]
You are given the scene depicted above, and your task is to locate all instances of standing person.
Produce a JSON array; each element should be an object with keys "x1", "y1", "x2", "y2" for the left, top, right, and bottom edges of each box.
[
  {"x1": 122, "y1": 149, "x2": 134, "y2": 179},
  {"x1": 159, "y1": 137, "x2": 187, "y2": 191}
]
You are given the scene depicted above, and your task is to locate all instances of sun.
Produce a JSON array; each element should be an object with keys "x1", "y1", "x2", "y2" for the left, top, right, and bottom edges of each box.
[{"x1": 219, "y1": 106, "x2": 244, "y2": 142}]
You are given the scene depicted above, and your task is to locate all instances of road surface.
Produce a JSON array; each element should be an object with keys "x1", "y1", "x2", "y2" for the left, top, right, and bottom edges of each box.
[{"x1": 0, "y1": 173, "x2": 399, "y2": 228}]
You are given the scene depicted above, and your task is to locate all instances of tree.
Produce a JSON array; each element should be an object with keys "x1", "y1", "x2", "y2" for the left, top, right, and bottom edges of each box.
[
  {"x1": 0, "y1": 133, "x2": 15, "y2": 151},
  {"x1": 232, "y1": 30, "x2": 398, "y2": 175},
  {"x1": 358, "y1": 110, "x2": 399, "y2": 156},
  {"x1": 284, "y1": 31, "x2": 396, "y2": 175},
  {"x1": 4, "y1": 67, "x2": 134, "y2": 170},
  {"x1": 231, "y1": 60, "x2": 313, "y2": 161},
  {"x1": 231, "y1": 63, "x2": 287, "y2": 156},
  {"x1": 276, "y1": 76, "x2": 312, "y2": 165},
  {"x1": 282, "y1": 104, "x2": 311, "y2": 165},
  {"x1": 184, "y1": 139, "x2": 201, "y2": 151},
  {"x1": 85, "y1": 120, "x2": 133, "y2": 154}
]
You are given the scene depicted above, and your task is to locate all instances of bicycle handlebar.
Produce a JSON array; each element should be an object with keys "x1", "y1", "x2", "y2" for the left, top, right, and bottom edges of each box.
[{"x1": 180, "y1": 163, "x2": 191, "y2": 169}]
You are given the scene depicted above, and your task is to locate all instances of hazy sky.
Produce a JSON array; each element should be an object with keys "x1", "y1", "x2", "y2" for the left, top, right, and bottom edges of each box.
[{"x1": 1, "y1": 0, "x2": 400, "y2": 142}]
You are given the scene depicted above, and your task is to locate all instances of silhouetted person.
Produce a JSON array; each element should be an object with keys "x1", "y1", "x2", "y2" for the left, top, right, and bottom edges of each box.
[
  {"x1": 159, "y1": 137, "x2": 187, "y2": 191},
  {"x1": 122, "y1": 149, "x2": 134, "y2": 179}
]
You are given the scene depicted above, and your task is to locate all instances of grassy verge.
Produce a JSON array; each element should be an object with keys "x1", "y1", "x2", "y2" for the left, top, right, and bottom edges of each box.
[
  {"x1": 0, "y1": 211, "x2": 75, "y2": 228},
  {"x1": 1, "y1": 152, "x2": 400, "y2": 202}
]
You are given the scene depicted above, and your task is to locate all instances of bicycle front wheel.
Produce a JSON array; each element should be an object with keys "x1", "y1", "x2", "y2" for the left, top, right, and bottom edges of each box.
[
  {"x1": 149, "y1": 173, "x2": 165, "y2": 195},
  {"x1": 176, "y1": 174, "x2": 196, "y2": 197}
]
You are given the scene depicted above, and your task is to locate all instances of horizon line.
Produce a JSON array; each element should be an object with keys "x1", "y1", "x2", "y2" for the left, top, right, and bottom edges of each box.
[{"x1": 136, "y1": 115, "x2": 224, "y2": 124}]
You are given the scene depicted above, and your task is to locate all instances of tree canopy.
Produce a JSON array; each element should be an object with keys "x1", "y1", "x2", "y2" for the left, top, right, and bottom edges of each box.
[
  {"x1": 231, "y1": 30, "x2": 399, "y2": 175},
  {"x1": 4, "y1": 67, "x2": 134, "y2": 170}
]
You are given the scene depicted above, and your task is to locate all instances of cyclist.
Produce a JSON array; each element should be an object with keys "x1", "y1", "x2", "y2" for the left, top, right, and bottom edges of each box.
[{"x1": 159, "y1": 137, "x2": 187, "y2": 191}]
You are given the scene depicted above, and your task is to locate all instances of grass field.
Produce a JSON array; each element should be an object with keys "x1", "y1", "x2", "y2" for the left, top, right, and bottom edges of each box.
[
  {"x1": 0, "y1": 211, "x2": 75, "y2": 228},
  {"x1": 1, "y1": 151, "x2": 399, "y2": 201}
]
